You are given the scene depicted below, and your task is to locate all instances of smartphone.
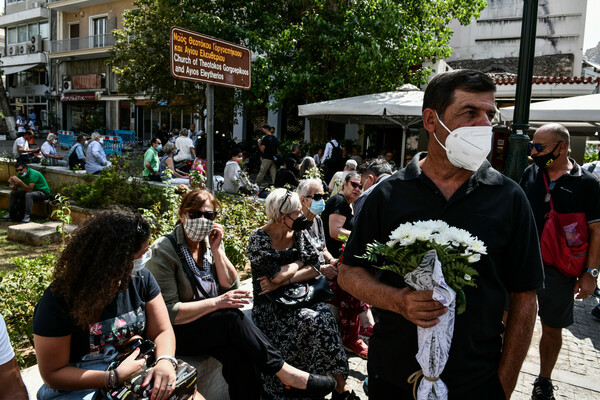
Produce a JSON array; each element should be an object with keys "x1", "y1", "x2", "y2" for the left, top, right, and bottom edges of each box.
[{"x1": 137, "y1": 340, "x2": 156, "y2": 360}]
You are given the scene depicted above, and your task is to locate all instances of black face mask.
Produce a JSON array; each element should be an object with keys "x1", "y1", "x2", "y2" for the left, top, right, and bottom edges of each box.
[
  {"x1": 285, "y1": 214, "x2": 311, "y2": 231},
  {"x1": 531, "y1": 143, "x2": 561, "y2": 169}
]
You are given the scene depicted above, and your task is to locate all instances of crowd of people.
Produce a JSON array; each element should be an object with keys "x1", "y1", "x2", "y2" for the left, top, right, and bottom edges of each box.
[{"x1": 3, "y1": 69, "x2": 600, "y2": 400}]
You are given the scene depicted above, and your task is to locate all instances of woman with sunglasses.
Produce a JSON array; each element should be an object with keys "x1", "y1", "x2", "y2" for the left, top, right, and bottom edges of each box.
[
  {"x1": 146, "y1": 189, "x2": 336, "y2": 400},
  {"x1": 248, "y1": 188, "x2": 357, "y2": 400},
  {"x1": 320, "y1": 172, "x2": 371, "y2": 359}
]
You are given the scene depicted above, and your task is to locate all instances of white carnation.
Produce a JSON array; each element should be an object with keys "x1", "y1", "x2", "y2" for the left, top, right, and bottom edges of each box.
[
  {"x1": 464, "y1": 274, "x2": 472, "y2": 281},
  {"x1": 467, "y1": 254, "x2": 481, "y2": 263}
]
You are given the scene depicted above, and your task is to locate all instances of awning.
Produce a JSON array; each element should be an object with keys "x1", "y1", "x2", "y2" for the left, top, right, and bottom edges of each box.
[{"x1": 1, "y1": 63, "x2": 40, "y2": 75}]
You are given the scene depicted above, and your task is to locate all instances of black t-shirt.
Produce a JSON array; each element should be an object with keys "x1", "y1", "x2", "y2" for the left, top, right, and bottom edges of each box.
[
  {"x1": 33, "y1": 269, "x2": 161, "y2": 363},
  {"x1": 261, "y1": 134, "x2": 279, "y2": 160},
  {"x1": 520, "y1": 160, "x2": 600, "y2": 238},
  {"x1": 274, "y1": 168, "x2": 298, "y2": 188},
  {"x1": 321, "y1": 193, "x2": 354, "y2": 258},
  {"x1": 342, "y1": 154, "x2": 544, "y2": 394}
]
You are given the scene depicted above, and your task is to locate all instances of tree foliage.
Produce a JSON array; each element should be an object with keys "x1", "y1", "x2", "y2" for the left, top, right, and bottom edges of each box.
[{"x1": 110, "y1": 0, "x2": 486, "y2": 112}]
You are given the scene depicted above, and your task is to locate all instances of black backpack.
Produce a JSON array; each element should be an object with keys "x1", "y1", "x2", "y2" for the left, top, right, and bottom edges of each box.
[
  {"x1": 329, "y1": 141, "x2": 342, "y2": 163},
  {"x1": 9, "y1": 190, "x2": 26, "y2": 222}
]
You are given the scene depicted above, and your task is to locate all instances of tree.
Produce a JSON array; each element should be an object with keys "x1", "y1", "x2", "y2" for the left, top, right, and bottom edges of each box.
[
  {"x1": 0, "y1": 68, "x2": 18, "y2": 139},
  {"x1": 110, "y1": 0, "x2": 486, "y2": 116}
]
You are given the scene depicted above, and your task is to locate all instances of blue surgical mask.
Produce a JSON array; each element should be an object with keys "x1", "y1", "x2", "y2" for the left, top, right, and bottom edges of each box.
[
  {"x1": 132, "y1": 249, "x2": 152, "y2": 274},
  {"x1": 84, "y1": 140, "x2": 89, "y2": 146},
  {"x1": 156, "y1": 144, "x2": 163, "y2": 152},
  {"x1": 308, "y1": 199, "x2": 326, "y2": 215}
]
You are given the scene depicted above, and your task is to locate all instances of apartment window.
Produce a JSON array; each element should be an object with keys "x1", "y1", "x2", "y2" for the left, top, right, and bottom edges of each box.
[
  {"x1": 28, "y1": 23, "x2": 39, "y2": 38},
  {"x1": 39, "y1": 22, "x2": 49, "y2": 39},
  {"x1": 91, "y1": 16, "x2": 108, "y2": 47},
  {"x1": 18, "y1": 25, "x2": 28, "y2": 43},
  {"x1": 7, "y1": 28, "x2": 17, "y2": 45}
]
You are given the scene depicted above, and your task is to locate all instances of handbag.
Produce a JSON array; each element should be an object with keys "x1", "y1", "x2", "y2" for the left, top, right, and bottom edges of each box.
[
  {"x1": 266, "y1": 274, "x2": 334, "y2": 309},
  {"x1": 539, "y1": 172, "x2": 589, "y2": 277},
  {"x1": 101, "y1": 339, "x2": 197, "y2": 400}
]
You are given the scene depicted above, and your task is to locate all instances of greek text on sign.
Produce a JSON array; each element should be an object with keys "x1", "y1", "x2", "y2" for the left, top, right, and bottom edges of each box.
[{"x1": 170, "y1": 27, "x2": 251, "y2": 90}]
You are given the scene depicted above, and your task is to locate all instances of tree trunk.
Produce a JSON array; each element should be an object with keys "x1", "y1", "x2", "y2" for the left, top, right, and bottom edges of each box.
[{"x1": 0, "y1": 78, "x2": 17, "y2": 139}]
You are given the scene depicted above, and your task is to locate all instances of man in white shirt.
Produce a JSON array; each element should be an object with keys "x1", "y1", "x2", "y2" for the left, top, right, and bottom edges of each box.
[
  {"x1": 174, "y1": 131, "x2": 196, "y2": 162},
  {"x1": 16, "y1": 113, "x2": 27, "y2": 134},
  {"x1": 13, "y1": 131, "x2": 41, "y2": 161},
  {"x1": 0, "y1": 314, "x2": 28, "y2": 400}
]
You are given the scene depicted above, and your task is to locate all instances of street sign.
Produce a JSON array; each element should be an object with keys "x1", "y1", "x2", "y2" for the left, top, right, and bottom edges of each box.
[{"x1": 170, "y1": 27, "x2": 251, "y2": 90}]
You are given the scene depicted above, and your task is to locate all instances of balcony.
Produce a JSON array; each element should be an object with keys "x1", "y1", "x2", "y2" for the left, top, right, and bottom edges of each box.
[
  {"x1": 0, "y1": 5, "x2": 50, "y2": 28},
  {"x1": 49, "y1": 34, "x2": 115, "y2": 59},
  {"x1": 47, "y1": 0, "x2": 114, "y2": 12}
]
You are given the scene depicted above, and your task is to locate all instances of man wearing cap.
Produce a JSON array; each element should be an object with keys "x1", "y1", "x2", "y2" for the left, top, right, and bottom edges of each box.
[{"x1": 329, "y1": 159, "x2": 357, "y2": 196}]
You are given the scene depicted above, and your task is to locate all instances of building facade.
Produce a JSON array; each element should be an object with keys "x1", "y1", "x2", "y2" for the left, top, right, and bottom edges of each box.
[{"x1": 0, "y1": 0, "x2": 52, "y2": 129}]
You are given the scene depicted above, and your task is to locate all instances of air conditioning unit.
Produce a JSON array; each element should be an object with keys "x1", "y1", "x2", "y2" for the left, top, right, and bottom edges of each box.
[
  {"x1": 8, "y1": 45, "x2": 18, "y2": 56},
  {"x1": 31, "y1": 35, "x2": 43, "y2": 53},
  {"x1": 19, "y1": 43, "x2": 32, "y2": 55},
  {"x1": 63, "y1": 80, "x2": 73, "y2": 91}
]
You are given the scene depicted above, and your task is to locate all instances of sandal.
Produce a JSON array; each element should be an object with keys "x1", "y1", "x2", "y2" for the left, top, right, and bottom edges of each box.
[
  {"x1": 344, "y1": 338, "x2": 368, "y2": 359},
  {"x1": 282, "y1": 373, "x2": 336, "y2": 399}
]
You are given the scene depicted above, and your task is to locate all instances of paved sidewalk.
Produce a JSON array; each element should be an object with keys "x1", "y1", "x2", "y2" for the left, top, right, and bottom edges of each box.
[{"x1": 343, "y1": 297, "x2": 600, "y2": 400}]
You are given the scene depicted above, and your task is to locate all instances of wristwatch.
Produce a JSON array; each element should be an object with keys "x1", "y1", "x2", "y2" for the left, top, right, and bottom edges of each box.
[{"x1": 586, "y1": 268, "x2": 599, "y2": 278}]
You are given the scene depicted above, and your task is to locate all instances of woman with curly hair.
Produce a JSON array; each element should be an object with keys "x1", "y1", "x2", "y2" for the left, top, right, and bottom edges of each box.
[
  {"x1": 33, "y1": 210, "x2": 200, "y2": 400},
  {"x1": 146, "y1": 189, "x2": 336, "y2": 400}
]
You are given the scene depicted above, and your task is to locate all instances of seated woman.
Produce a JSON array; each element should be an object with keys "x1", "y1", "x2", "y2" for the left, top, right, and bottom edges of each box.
[
  {"x1": 85, "y1": 132, "x2": 111, "y2": 174},
  {"x1": 40, "y1": 133, "x2": 67, "y2": 166},
  {"x1": 300, "y1": 178, "x2": 374, "y2": 359},
  {"x1": 68, "y1": 134, "x2": 87, "y2": 170},
  {"x1": 248, "y1": 188, "x2": 359, "y2": 400},
  {"x1": 146, "y1": 189, "x2": 336, "y2": 400},
  {"x1": 33, "y1": 210, "x2": 202, "y2": 400},
  {"x1": 223, "y1": 147, "x2": 254, "y2": 195},
  {"x1": 159, "y1": 142, "x2": 190, "y2": 185},
  {"x1": 298, "y1": 156, "x2": 316, "y2": 180},
  {"x1": 274, "y1": 158, "x2": 299, "y2": 189}
]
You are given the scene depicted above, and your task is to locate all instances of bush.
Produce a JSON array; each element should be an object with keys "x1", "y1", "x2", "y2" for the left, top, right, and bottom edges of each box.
[{"x1": 0, "y1": 254, "x2": 55, "y2": 368}]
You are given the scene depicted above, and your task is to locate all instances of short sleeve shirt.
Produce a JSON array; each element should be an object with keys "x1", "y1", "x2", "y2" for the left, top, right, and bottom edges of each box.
[
  {"x1": 261, "y1": 135, "x2": 279, "y2": 160},
  {"x1": 13, "y1": 137, "x2": 28, "y2": 156},
  {"x1": 520, "y1": 160, "x2": 600, "y2": 238},
  {"x1": 321, "y1": 193, "x2": 353, "y2": 257},
  {"x1": 21, "y1": 168, "x2": 50, "y2": 194},
  {"x1": 342, "y1": 154, "x2": 544, "y2": 393},
  {"x1": 0, "y1": 315, "x2": 15, "y2": 366},
  {"x1": 143, "y1": 146, "x2": 159, "y2": 177},
  {"x1": 33, "y1": 269, "x2": 161, "y2": 363}
]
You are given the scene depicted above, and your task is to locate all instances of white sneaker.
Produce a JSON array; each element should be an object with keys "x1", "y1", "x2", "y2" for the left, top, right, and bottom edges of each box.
[
  {"x1": 0, "y1": 214, "x2": 11, "y2": 221},
  {"x1": 20, "y1": 215, "x2": 31, "y2": 223}
]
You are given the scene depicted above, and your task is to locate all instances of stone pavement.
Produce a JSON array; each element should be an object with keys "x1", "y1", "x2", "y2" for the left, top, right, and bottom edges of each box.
[{"x1": 342, "y1": 297, "x2": 600, "y2": 400}]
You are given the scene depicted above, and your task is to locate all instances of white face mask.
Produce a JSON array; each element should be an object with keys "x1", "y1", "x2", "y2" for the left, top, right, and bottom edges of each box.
[
  {"x1": 432, "y1": 111, "x2": 493, "y2": 171},
  {"x1": 132, "y1": 248, "x2": 152, "y2": 274}
]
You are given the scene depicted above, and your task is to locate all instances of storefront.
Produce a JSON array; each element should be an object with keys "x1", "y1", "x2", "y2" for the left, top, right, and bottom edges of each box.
[{"x1": 60, "y1": 92, "x2": 106, "y2": 132}]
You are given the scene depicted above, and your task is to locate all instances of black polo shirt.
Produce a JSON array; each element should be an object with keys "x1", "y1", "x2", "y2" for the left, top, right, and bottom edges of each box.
[
  {"x1": 520, "y1": 159, "x2": 600, "y2": 239},
  {"x1": 343, "y1": 153, "x2": 544, "y2": 395}
]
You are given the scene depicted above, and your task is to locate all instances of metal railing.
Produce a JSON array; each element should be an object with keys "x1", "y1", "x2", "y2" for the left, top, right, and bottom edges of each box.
[{"x1": 50, "y1": 34, "x2": 115, "y2": 53}]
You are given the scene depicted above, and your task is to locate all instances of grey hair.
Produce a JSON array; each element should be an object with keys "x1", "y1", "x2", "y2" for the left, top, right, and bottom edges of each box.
[
  {"x1": 538, "y1": 123, "x2": 570, "y2": 148},
  {"x1": 265, "y1": 188, "x2": 301, "y2": 224},
  {"x1": 163, "y1": 142, "x2": 176, "y2": 154},
  {"x1": 47, "y1": 133, "x2": 57, "y2": 141},
  {"x1": 297, "y1": 178, "x2": 322, "y2": 198},
  {"x1": 299, "y1": 156, "x2": 316, "y2": 178},
  {"x1": 91, "y1": 132, "x2": 102, "y2": 141}
]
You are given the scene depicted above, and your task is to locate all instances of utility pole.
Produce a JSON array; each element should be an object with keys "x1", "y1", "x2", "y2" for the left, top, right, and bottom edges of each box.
[
  {"x1": 0, "y1": 77, "x2": 17, "y2": 139},
  {"x1": 504, "y1": 0, "x2": 539, "y2": 182}
]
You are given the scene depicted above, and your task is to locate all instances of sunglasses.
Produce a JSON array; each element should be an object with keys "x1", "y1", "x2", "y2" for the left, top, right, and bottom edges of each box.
[
  {"x1": 349, "y1": 181, "x2": 363, "y2": 190},
  {"x1": 279, "y1": 190, "x2": 292, "y2": 215},
  {"x1": 306, "y1": 193, "x2": 328, "y2": 201},
  {"x1": 528, "y1": 141, "x2": 562, "y2": 152},
  {"x1": 15, "y1": 168, "x2": 24, "y2": 173},
  {"x1": 189, "y1": 210, "x2": 218, "y2": 221}
]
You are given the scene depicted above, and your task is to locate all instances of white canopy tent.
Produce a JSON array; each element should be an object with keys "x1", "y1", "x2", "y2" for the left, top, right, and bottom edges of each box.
[
  {"x1": 499, "y1": 93, "x2": 600, "y2": 133},
  {"x1": 298, "y1": 85, "x2": 424, "y2": 164}
]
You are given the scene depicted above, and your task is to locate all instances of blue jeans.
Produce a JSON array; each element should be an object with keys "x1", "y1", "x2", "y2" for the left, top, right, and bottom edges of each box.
[{"x1": 37, "y1": 348, "x2": 118, "y2": 400}]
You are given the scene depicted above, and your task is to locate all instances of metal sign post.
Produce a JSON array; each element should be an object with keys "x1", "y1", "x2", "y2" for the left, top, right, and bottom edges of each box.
[{"x1": 170, "y1": 27, "x2": 251, "y2": 190}]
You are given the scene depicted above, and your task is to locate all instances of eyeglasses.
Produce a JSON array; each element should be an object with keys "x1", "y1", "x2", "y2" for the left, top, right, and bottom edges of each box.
[
  {"x1": 349, "y1": 181, "x2": 363, "y2": 190},
  {"x1": 189, "y1": 210, "x2": 218, "y2": 221},
  {"x1": 279, "y1": 190, "x2": 292, "y2": 215},
  {"x1": 528, "y1": 141, "x2": 562, "y2": 152},
  {"x1": 306, "y1": 193, "x2": 328, "y2": 201}
]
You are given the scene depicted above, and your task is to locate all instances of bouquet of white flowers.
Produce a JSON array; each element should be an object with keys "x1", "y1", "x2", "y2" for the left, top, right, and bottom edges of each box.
[{"x1": 362, "y1": 219, "x2": 487, "y2": 314}]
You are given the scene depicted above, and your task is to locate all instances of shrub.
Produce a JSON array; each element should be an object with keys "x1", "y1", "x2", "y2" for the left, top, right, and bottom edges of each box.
[{"x1": 0, "y1": 254, "x2": 55, "y2": 368}]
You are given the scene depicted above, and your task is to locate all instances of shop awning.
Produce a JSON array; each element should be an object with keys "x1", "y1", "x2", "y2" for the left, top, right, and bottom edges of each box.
[{"x1": 1, "y1": 63, "x2": 40, "y2": 75}]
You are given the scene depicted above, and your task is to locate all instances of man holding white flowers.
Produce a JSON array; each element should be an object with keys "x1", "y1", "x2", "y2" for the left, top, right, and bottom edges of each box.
[{"x1": 339, "y1": 69, "x2": 544, "y2": 399}]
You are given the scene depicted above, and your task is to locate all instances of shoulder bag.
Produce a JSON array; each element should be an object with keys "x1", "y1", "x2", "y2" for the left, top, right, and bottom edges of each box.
[
  {"x1": 539, "y1": 172, "x2": 589, "y2": 277},
  {"x1": 101, "y1": 339, "x2": 197, "y2": 400},
  {"x1": 266, "y1": 274, "x2": 334, "y2": 309}
]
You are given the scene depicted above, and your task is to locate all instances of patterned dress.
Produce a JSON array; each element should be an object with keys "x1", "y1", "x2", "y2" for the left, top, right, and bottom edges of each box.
[{"x1": 247, "y1": 228, "x2": 348, "y2": 399}]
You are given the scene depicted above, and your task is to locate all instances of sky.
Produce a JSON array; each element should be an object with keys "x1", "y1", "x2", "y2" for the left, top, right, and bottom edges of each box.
[{"x1": 584, "y1": 0, "x2": 600, "y2": 51}]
